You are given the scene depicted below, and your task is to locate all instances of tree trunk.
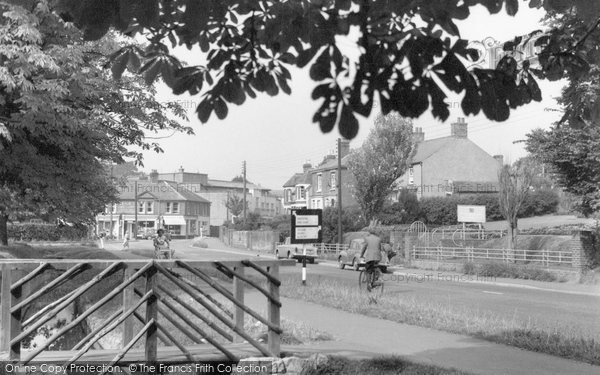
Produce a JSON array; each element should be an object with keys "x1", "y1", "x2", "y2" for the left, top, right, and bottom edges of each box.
[
  {"x1": 506, "y1": 219, "x2": 518, "y2": 262},
  {"x1": 0, "y1": 214, "x2": 8, "y2": 246}
]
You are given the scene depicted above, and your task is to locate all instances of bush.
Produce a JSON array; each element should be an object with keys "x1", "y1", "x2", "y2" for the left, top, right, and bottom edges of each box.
[
  {"x1": 377, "y1": 190, "x2": 422, "y2": 225},
  {"x1": 322, "y1": 206, "x2": 367, "y2": 243},
  {"x1": 8, "y1": 223, "x2": 88, "y2": 241},
  {"x1": 419, "y1": 190, "x2": 559, "y2": 226}
]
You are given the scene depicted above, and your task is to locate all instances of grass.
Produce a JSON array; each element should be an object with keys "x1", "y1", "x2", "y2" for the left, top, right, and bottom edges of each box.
[
  {"x1": 310, "y1": 356, "x2": 470, "y2": 375},
  {"x1": 2, "y1": 243, "x2": 118, "y2": 260},
  {"x1": 462, "y1": 262, "x2": 565, "y2": 282},
  {"x1": 278, "y1": 275, "x2": 600, "y2": 366}
]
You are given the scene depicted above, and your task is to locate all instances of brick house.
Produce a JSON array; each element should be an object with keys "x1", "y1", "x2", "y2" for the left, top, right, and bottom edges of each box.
[
  {"x1": 282, "y1": 163, "x2": 312, "y2": 212},
  {"x1": 394, "y1": 118, "x2": 504, "y2": 199},
  {"x1": 307, "y1": 140, "x2": 357, "y2": 209}
]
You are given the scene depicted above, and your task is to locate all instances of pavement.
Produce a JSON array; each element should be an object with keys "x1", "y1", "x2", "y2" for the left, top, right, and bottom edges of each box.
[{"x1": 244, "y1": 292, "x2": 600, "y2": 375}]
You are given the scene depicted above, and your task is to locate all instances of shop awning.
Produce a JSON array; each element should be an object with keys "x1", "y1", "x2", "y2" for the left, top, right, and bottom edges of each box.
[{"x1": 163, "y1": 216, "x2": 187, "y2": 226}]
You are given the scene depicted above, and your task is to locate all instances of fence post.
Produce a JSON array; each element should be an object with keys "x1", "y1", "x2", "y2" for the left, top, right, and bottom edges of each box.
[
  {"x1": 144, "y1": 264, "x2": 158, "y2": 363},
  {"x1": 122, "y1": 266, "x2": 134, "y2": 346},
  {"x1": 233, "y1": 265, "x2": 245, "y2": 343},
  {"x1": 267, "y1": 263, "x2": 280, "y2": 357},
  {"x1": 1, "y1": 264, "x2": 12, "y2": 354}
]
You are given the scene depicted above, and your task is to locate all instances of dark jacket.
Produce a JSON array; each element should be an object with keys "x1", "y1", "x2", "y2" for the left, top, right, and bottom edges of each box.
[{"x1": 360, "y1": 234, "x2": 382, "y2": 262}]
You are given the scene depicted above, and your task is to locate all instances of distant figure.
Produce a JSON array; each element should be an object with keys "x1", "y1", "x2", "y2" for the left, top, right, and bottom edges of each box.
[
  {"x1": 153, "y1": 229, "x2": 171, "y2": 258},
  {"x1": 122, "y1": 232, "x2": 130, "y2": 250},
  {"x1": 99, "y1": 232, "x2": 105, "y2": 249},
  {"x1": 360, "y1": 228, "x2": 383, "y2": 290}
]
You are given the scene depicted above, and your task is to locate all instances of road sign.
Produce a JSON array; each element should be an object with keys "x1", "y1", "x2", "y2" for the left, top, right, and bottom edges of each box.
[{"x1": 291, "y1": 209, "x2": 322, "y2": 244}]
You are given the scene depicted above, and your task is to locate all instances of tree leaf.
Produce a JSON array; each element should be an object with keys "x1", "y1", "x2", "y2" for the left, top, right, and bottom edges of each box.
[
  {"x1": 214, "y1": 97, "x2": 228, "y2": 119},
  {"x1": 339, "y1": 104, "x2": 359, "y2": 139},
  {"x1": 309, "y1": 48, "x2": 331, "y2": 81},
  {"x1": 196, "y1": 98, "x2": 213, "y2": 123}
]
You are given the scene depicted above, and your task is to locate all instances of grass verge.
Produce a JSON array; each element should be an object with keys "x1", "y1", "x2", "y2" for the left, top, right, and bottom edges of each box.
[
  {"x1": 311, "y1": 356, "x2": 470, "y2": 375},
  {"x1": 278, "y1": 275, "x2": 600, "y2": 366},
  {"x1": 462, "y1": 261, "x2": 566, "y2": 282}
]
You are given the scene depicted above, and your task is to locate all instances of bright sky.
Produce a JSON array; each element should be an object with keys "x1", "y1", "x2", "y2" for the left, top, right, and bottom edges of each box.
[{"x1": 140, "y1": 4, "x2": 564, "y2": 190}]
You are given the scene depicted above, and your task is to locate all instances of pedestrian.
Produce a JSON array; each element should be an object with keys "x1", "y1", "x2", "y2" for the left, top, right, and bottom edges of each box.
[{"x1": 122, "y1": 232, "x2": 130, "y2": 250}]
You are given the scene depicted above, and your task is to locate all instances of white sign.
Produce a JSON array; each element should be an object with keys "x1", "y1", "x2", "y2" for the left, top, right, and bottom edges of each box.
[
  {"x1": 295, "y1": 215, "x2": 319, "y2": 226},
  {"x1": 295, "y1": 226, "x2": 321, "y2": 240},
  {"x1": 457, "y1": 205, "x2": 486, "y2": 223}
]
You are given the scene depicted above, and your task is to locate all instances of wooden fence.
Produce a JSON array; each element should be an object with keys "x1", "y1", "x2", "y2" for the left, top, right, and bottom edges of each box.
[{"x1": 0, "y1": 259, "x2": 290, "y2": 366}]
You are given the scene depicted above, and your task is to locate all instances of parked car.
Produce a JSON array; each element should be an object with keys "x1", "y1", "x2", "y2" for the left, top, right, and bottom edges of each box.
[
  {"x1": 337, "y1": 238, "x2": 393, "y2": 272},
  {"x1": 137, "y1": 228, "x2": 156, "y2": 240},
  {"x1": 275, "y1": 237, "x2": 318, "y2": 263}
]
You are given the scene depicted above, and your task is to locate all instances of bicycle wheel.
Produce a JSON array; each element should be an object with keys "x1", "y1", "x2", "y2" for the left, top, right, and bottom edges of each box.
[
  {"x1": 372, "y1": 269, "x2": 385, "y2": 297},
  {"x1": 358, "y1": 270, "x2": 369, "y2": 291}
]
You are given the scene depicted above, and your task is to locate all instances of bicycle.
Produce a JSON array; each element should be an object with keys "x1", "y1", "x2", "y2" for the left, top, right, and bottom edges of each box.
[
  {"x1": 154, "y1": 245, "x2": 175, "y2": 260},
  {"x1": 358, "y1": 263, "x2": 384, "y2": 303}
]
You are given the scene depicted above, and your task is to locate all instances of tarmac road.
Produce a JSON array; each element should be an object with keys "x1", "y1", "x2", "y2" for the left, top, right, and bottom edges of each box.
[{"x1": 107, "y1": 237, "x2": 600, "y2": 339}]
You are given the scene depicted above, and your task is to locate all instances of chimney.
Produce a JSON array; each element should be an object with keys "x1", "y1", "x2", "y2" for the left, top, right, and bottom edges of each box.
[
  {"x1": 451, "y1": 117, "x2": 468, "y2": 138},
  {"x1": 302, "y1": 162, "x2": 312, "y2": 173},
  {"x1": 412, "y1": 127, "x2": 425, "y2": 143},
  {"x1": 149, "y1": 169, "x2": 159, "y2": 182},
  {"x1": 336, "y1": 139, "x2": 350, "y2": 158},
  {"x1": 493, "y1": 155, "x2": 504, "y2": 165},
  {"x1": 179, "y1": 166, "x2": 184, "y2": 173}
]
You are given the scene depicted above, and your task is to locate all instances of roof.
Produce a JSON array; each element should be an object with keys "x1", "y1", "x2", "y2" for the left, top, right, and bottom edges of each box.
[
  {"x1": 311, "y1": 154, "x2": 350, "y2": 172},
  {"x1": 283, "y1": 172, "x2": 311, "y2": 187},
  {"x1": 206, "y1": 179, "x2": 269, "y2": 191},
  {"x1": 116, "y1": 181, "x2": 210, "y2": 203},
  {"x1": 411, "y1": 136, "x2": 458, "y2": 164}
]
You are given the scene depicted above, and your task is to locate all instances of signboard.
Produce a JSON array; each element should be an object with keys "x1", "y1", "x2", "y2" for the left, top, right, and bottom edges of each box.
[
  {"x1": 291, "y1": 209, "x2": 322, "y2": 244},
  {"x1": 457, "y1": 205, "x2": 486, "y2": 223}
]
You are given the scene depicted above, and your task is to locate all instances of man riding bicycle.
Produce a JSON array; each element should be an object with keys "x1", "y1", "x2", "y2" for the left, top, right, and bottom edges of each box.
[{"x1": 360, "y1": 228, "x2": 383, "y2": 291}]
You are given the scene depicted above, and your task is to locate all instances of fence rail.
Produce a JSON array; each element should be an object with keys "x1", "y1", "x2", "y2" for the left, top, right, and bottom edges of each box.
[
  {"x1": 0, "y1": 259, "x2": 291, "y2": 365},
  {"x1": 412, "y1": 246, "x2": 573, "y2": 267}
]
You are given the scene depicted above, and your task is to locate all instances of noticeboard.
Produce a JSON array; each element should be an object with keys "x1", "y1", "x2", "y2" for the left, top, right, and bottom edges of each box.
[
  {"x1": 291, "y1": 209, "x2": 322, "y2": 244},
  {"x1": 457, "y1": 205, "x2": 486, "y2": 223}
]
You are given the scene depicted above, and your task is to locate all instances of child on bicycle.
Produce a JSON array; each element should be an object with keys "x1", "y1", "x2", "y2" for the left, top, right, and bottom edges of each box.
[
  {"x1": 153, "y1": 228, "x2": 171, "y2": 258},
  {"x1": 360, "y1": 228, "x2": 383, "y2": 291}
]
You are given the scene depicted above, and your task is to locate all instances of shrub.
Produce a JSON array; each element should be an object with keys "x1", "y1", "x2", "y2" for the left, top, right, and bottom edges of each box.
[
  {"x1": 377, "y1": 190, "x2": 422, "y2": 225},
  {"x1": 518, "y1": 189, "x2": 560, "y2": 217},
  {"x1": 321, "y1": 206, "x2": 367, "y2": 243},
  {"x1": 8, "y1": 223, "x2": 88, "y2": 241},
  {"x1": 471, "y1": 262, "x2": 558, "y2": 282}
]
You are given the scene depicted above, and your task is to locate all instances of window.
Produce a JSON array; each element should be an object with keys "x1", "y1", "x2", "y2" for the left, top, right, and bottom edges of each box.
[
  {"x1": 285, "y1": 189, "x2": 292, "y2": 203},
  {"x1": 166, "y1": 202, "x2": 171, "y2": 213},
  {"x1": 330, "y1": 172, "x2": 336, "y2": 190},
  {"x1": 172, "y1": 202, "x2": 179, "y2": 214},
  {"x1": 138, "y1": 202, "x2": 144, "y2": 213},
  {"x1": 409, "y1": 167, "x2": 414, "y2": 185},
  {"x1": 298, "y1": 186, "x2": 306, "y2": 199},
  {"x1": 146, "y1": 202, "x2": 153, "y2": 214},
  {"x1": 331, "y1": 198, "x2": 335, "y2": 207},
  {"x1": 317, "y1": 174, "x2": 322, "y2": 192}
]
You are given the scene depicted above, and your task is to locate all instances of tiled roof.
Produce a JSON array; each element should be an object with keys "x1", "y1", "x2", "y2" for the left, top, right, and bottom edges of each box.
[
  {"x1": 283, "y1": 172, "x2": 311, "y2": 187},
  {"x1": 311, "y1": 154, "x2": 350, "y2": 172},
  {"x1": 116, "y1": 181, "x2": 210, "y2": 203},
  {"x1": 411, "y1": 136, "x2": 458, "y2": 163}
]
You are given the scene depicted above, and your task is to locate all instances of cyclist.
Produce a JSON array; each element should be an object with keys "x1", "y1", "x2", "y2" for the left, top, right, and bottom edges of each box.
[
  {"x1": 153, "y1": 228, "x2": 171, "y2": 258},
  {"x1": 360, "y1": 228, "x2": 383, "y2": 291}
]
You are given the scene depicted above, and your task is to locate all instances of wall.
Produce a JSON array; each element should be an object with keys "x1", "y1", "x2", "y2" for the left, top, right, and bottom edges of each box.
[{"x1": 220, "y1": 228, "x2": 279, "y2": 252}]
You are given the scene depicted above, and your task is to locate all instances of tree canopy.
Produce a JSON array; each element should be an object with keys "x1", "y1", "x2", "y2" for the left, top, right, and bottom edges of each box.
[
  {"x1": 0, "y1": 1, "x2": 189, "y2": 244},
  {"x1": 347, "y1": 112, "x2": 415, "y2": 221},
  {"x1": 43, "y1": 0, "x2": 600, "y2": 139}
]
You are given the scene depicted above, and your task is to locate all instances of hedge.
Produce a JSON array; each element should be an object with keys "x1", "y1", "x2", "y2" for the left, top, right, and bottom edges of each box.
[
  {"x1": 380, "y1": 190, "x2": 560, "y2": 226},
  {"x1": 8, "y1": 223, "x2": 88, "y2": 241}
]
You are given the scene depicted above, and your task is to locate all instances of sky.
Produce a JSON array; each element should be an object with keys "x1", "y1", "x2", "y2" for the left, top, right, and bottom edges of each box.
[{"x1": 138, "y1": 4, "x2": 565, "y2": 190}]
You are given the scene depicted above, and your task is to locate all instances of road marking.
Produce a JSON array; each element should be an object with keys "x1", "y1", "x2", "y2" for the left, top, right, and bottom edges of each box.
[{"x1": 482, "y1": 291, "x2": 503, "y2": 295}]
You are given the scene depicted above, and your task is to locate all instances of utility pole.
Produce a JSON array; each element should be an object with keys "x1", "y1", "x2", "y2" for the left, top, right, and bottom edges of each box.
[
  {"x1": 109, "y1": 164, "x2": 114, "y2": 239},
  {"x1": 337, "y1": 138, "x2": 343, "y2": 244},
  {"x1": 242, "y1": 161, "x2": 247, "y2": 224},
  {"x1": 133, "y1": 180, "x2": 138, "y2": 241}
]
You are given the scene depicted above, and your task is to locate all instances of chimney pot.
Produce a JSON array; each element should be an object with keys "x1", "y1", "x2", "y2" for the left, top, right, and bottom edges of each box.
[{"x1": 451, "y1": 117, "x2": 468, "y2": 138}]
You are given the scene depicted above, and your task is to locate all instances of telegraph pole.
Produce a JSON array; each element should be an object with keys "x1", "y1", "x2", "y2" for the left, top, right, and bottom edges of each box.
[
  {"x1": 337, "y1": 138, "x2": 343, "y2": 244},
  {"x1": 242, "y1": 161, "x2": 247, "y2": 224},
  {"x1": 133, "y1": 180, "x2": 138, "y2": 241}
]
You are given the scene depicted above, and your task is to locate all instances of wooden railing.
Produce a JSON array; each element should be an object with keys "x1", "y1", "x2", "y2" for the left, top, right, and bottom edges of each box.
[{"x1": 0, "y1": 259, "x2": 290, "y2": 365}]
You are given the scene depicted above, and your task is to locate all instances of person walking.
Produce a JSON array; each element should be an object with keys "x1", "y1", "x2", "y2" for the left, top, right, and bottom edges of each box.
[{"x1": 122, "y1": 232, "x2": 130, "y2": 250}]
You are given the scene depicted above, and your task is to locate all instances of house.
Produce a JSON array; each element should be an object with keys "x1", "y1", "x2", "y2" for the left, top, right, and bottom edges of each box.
[
  {"x1": 282, "y1": 163, "x2": 312, "y2": 211},
  {"x1": 282, "y1": 140, "x2": 357, "y2": 212},
  {"x1": 95, "y1": 179, "x2": 211, "y2": 239},
  {"x1": 158, "y1": 167, "x2": 281, "y2": 225},
  {"x1": 395, "y1": 118, "x2": 503, "y2": 198},
  {"x1": 307, "y1": 140, "x2": 357, "y2": 209}
]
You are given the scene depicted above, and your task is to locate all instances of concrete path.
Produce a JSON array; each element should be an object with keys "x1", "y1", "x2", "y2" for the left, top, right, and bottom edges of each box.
[{"x1": 244, "y1": 293, "x2": 600, "y2": 375}]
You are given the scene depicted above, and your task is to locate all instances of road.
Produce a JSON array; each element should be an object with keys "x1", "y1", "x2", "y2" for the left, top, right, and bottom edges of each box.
[{"x1": 106, "y1": 238, "x2": 600, "y2": 339}]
